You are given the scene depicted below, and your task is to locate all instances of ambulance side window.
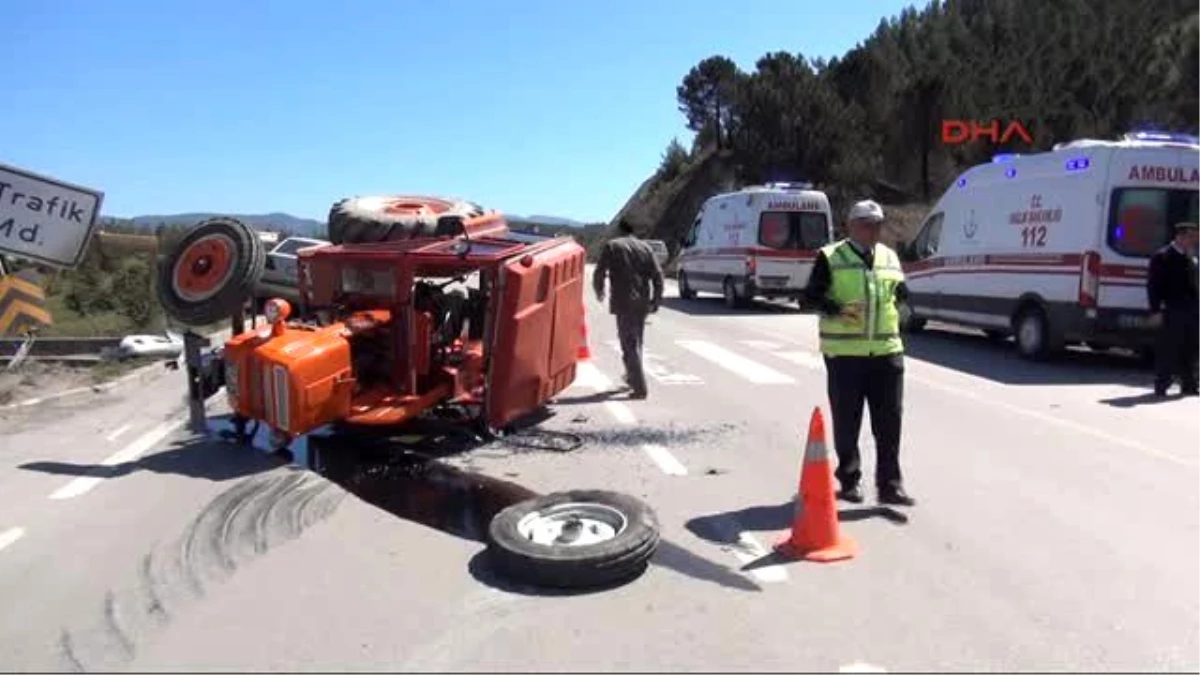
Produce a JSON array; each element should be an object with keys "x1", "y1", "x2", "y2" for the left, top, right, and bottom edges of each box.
[
  {"x1": 684, "y1": 215, "x2": 701, "y2": 247},
  {"x1": 1107, "y1": 188, "x2": 1196, "y2": 257},
  {"x1": 909, "y1": 213, "x2": 944, "y2": 260}
]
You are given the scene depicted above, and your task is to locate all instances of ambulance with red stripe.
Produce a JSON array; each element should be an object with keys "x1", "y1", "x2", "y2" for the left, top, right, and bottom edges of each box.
[
  {"x1": 900, "y1": 131, "x2": 1199, "y2": 360},
  {"x1": 676, "y1": 182, "x2": 835, "y2": 308}
]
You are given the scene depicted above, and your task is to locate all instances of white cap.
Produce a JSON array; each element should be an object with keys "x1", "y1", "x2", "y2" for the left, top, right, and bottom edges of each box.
[{"x1": 848, "y1": 199, "x2": 885, "y2": 223}]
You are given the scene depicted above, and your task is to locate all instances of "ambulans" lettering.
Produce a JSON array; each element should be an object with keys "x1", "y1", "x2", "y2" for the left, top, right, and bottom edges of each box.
[
  {"x1": 1126, "y1": 165, "x2": 1200, "y2": 183},
  {"x1": 767, "y1": 200, "x2": 821, "y2": 211}
]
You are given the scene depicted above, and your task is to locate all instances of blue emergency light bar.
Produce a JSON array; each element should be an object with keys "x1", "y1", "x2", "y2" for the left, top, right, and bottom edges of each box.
[
  {"x1": 1065, "y1": 157, "x2": 1090, "y2": 172},
  {"x1": 766, "y1": 181, "x2": 815, "y2": 190},
  {"x1": 991, "y1": 154, "x2": 1019, "y2": 163},
  {"x1": 1122, "y1": 131, "x2": 1200, "y2": 145}
]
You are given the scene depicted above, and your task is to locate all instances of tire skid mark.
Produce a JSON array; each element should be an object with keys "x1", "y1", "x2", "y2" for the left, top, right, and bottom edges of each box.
[
  {"x1": 58, "y1": 629, "x2": 85, "y2": 673},
  {"x1": 102, "y1": 590, "x2": 136, "y2": 660},
  {"x1": 61, "y1": 468, "x2": 345, "y2": 671}
]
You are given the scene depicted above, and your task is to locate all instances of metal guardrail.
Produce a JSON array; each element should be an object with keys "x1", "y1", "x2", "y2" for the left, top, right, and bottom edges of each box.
[{"x1": 0, "y1": 337, "x2": 122, "y2": 357}]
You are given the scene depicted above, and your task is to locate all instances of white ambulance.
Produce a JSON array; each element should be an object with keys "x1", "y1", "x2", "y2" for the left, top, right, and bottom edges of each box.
[
  {"x1": 676, "y1": 182, "x2": 835, "y2": 308},
  {"x1": 900, "y1": 131, "x2": 1199, "y2": 360}
]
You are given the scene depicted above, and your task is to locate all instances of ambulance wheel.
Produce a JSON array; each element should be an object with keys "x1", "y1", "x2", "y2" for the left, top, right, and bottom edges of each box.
[
  {"x1": 677, "y1": 271, "x2": 696, "y2": 300},
  {"x1": 1014, "y1": 305, "x2": 1061, "y2": 361},
  {"x1": 722, "y1": 278, "x2": 746, "y2": 309},
  {"x1": 157, "y1": 217, "x2": 265, "y2": 327},
  {"x1": 486, "y1": 490, "x2": 660, "y2": 590}
]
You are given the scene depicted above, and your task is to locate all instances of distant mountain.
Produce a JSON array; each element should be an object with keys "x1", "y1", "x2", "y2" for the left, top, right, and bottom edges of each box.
[
  {"x1": 511, "y1": 214, "x2": 587, "y2": 228},
  {"x1": 108, "y1": 210, "x2": 588, "y2": 239},
  {"x1": 124, "y1": 212, "x2": 326, "y2": 237}
]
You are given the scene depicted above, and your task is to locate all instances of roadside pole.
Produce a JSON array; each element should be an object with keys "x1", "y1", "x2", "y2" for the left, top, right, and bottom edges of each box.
[{"x1": 183, "y1": 331, "x2": 211, "y2": 434}]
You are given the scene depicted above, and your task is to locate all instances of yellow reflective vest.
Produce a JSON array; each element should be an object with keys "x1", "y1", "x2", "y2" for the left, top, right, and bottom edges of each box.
[{"x1": 817, "y1": 240, "x2": 905, "y2": 357}]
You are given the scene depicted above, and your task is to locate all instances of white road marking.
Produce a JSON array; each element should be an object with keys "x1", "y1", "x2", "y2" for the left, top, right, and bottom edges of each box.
[
  {"x1": 642, "y1": 443, "x2": 687, "y2": 476},
  {"x1": 573, "y1": 361, "x2": 613, "y2": 390},
  {"x1": 575, "y1": 359, "x2": 692, "y2": 476},
  {"x1": 604, "y1": 340, "x2": 704, "y2": 385},
  {"x1": 604, "y1": 400, "x2": 638, "y2": 425},
  {"x1": 840, "y1": 661, "x2": 887, "y2": 673},
  {"x1": 49, "y1": 419, "x2": 185, "y2": 500},
  {"x1": 0, "y1": 527, "x2": 25, "y2": 553},
  {"x1": 741, "y1": 324, "x2": 1195, "y2": 466},
  {"x1": 907, "y1": 371, "x2": 1195, "y2": 466},
  {"x1": 774, "y1": 351, "x2": 825, "y2": 370},
  {"x1": 706, "y1": 516, "x2": 789, "y2": 583},
  {"x1": 676, "y1": 340, "x2": 795, "y2": 384},
  {"x1": 104, "y1": 424, "x2": 132, "y2": 442},
  {"x1": 741, "y1": 340, "x2": 824, "y2": 370}
]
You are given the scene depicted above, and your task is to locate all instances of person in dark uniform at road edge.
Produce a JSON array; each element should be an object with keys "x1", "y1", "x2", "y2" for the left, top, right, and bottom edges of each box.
[
  {"x1": 802, "y1": 199, "x2": 916, "y2": 506},
  {"x1": 1147, "y1": 220, "x2": 1199, "y2": 397},
  {"x1": 593, "y1": 219, "x2": 665, "y2": 400}
]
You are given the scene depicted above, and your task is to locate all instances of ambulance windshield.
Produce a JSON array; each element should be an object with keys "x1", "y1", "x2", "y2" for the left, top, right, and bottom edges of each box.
[
  {"x1": 1107, "y1": 188, "x2": 1199, "y2": 257},
  {"x1": 758, "y1": 211, "x2": 830, "y2": 251}
]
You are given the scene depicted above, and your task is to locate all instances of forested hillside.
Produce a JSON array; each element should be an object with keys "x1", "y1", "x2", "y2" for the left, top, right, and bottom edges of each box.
[{"x1": 633, "y1": 0, "x2": 1198, "y2": 251}]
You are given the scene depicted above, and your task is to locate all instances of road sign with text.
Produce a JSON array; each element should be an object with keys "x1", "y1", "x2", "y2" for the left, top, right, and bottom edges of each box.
[
  {"x1": 0, "y1": 268, "x2": 52, "y2": 337},
  {"x1": 0, "y1": 163, "x2": 104, "y2": 269}
]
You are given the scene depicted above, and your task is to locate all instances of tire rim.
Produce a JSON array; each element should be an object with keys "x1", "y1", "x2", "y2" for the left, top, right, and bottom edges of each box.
[
  {"x1": 724, "y1": 281, "x2": 736, "y2": 306},
  {"x1": 1018, "y1": 315, "x2": 1042, "y2": 353},
  {"x1": 516, "y1": 502, "x2": 628, "y2": 547},
  {"x1": 172, "y1": 233, "x2": 238, "y2": 303}
]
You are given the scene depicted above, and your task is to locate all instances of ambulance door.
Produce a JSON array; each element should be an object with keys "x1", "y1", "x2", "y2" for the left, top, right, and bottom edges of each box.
[
  {"x1": 904, "y1": 211, "x2": 945, "y2": 319},
  {"x1": 678, "y1": 211, "x2": 708, "y2": 293}
]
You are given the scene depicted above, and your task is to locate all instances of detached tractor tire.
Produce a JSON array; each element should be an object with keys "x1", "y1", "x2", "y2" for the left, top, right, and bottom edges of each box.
[
  {"x1": 157, "y1": 217, "x2": 265, "y2": 327},
  {"x1": 486, "y1": 490, "x2": 660, "y2": 590},
  {"x1": 328, "y1": 195, "x2": 487, "y2": 244}
]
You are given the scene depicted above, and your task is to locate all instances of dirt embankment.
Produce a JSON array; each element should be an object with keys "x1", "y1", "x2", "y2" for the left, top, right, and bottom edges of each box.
[{"x1": 611, "y1": 146, "x2": 932, "y2": 264}]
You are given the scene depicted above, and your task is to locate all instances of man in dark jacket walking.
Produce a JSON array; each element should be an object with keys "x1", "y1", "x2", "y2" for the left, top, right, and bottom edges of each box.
[
  {"x1": 593, "y1": 219, "x2": 665, "y2": 399},
  {"x1": 1147, "y1": 220, "x2": 1199, "y2": 397}
]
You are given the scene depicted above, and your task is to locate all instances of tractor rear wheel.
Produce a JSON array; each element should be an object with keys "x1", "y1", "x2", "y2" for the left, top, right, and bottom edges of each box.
[
  {"x1": 328, "y1": 196, "x2": 487, "y2": 244},
  {"x1": 157, "y1": 217, "x2": 265, "y2": 327}
]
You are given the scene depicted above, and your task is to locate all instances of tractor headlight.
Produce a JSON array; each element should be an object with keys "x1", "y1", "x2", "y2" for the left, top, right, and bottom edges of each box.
[{"x1": 264, "y1": 298, "x2": 292, "y2": 325}]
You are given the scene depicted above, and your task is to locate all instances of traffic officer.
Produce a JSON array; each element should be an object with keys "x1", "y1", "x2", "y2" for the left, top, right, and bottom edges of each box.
[
  {"x1": 1147, "y1": 220, "x2": 1199, "y2": 397},
  {"x1": 593, "y1": 218, "x2": 665, "y2": 400},
  {"x1": 802, "y1": 199, "x2": 915, "y2": 506}
]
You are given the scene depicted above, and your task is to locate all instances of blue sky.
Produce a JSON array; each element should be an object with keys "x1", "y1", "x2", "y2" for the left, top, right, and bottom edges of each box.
[{"x1": 3, "y1": 0, "x2": 920, "y2": 224}]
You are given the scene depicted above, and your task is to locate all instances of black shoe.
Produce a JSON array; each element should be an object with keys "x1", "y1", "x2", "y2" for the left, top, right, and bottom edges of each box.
[
  {"x1": 837, "y1": 484, "x2": 864, "y2": 503},
  {"x1": 879, "y1": 486, "x2": 916, "y2": 507},
  {"x1": 628, "y1": 389, "x2": 648, "y2": 400}
]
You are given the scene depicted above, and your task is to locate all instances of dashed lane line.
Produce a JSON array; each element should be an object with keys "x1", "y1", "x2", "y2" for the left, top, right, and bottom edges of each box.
[
  {"x1": 676, "y1": 339, "x2": 796, "y2": 384},
  {"x1": 575, "y1": 361, "x2": 690, "y2": 478},
  {"x1": 103, "y1": 424, "x2": 131, "y2": 442},
  {"x1": 0, "y1": 527, "x2": 25, "y2": 553},
  {"x1": 642, "y1": 443, "x2": 687, "y2": 476},
  {"x1": 49, "y1": 418, "x2": 185, "y2": 500}
]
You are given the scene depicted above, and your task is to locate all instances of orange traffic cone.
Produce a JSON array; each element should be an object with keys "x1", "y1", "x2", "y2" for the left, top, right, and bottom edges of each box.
[
  {"x1": 776, "y1": 406, "x2": 858, "y2": 563},
  {"x1": 577, "y1": 311, "x2": 592, "y2": 360}
]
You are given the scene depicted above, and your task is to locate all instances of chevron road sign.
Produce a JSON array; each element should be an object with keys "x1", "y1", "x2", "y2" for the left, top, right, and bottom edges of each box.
[{"x1": 0, "y1": 268, "x2": 52, "y2": 337}]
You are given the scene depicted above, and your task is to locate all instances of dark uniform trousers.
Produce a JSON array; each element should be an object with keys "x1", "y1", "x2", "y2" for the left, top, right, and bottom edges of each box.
[
  {"x1": 1155, "y1": 308, "x2": 1199, "y2": 392},
  {"x1": 616, "y1": 311, "x2": 649, "y2": 393},
  {"x1": 825, "y1": 353, "x2": 905, "y2": 491}
]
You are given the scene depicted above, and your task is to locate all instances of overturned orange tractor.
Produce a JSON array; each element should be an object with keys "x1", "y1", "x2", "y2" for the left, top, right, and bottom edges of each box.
[
  {"x1": 158, "y1": 196, "x2": 588, "y2": 442},
  {"x1": 157, "y1": 196, "x2": 661, "y2": 590}
]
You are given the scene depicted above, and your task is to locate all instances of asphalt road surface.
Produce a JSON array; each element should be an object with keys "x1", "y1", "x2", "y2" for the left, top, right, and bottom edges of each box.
[{"x1": 1, "y1": 277, "x2": 1196, "y2": 673}]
